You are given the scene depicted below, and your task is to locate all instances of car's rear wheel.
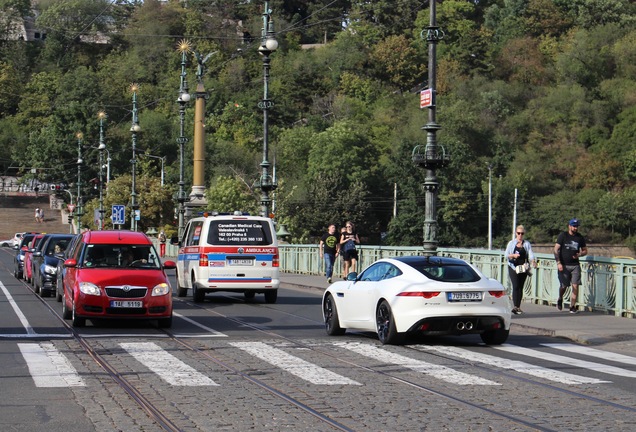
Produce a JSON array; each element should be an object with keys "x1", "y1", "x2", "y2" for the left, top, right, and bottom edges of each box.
[
  {"x1": 324, "y1": 294, "x2": 345, "y2": 336},
  {"x1": 480, "y1": 328, "x2": 509, "y2": 345},
  {"x1": 264, "y1": 289, "x2": 278, "y2": 304},
  {"x1": 376, "y1": 300, "x2": 403, "y2": 345}
]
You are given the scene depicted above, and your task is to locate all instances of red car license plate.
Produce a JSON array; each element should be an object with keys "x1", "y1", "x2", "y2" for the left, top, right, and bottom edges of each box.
[{"x1": 110, "y1": 301, "x2": 143, "y2": 308}]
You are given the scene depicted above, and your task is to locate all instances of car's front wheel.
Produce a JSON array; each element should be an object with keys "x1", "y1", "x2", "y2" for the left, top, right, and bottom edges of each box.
[
  {"x1": 158, "y1": 315, "x2": 172, "y2": 328},
  {"x1": 62, "y1": 291, "x2": 72, "y2": 319},
  {"x1": 376, "y1": 300, "x2": 403, "y2": 345},
  {"x1": 480, "y1": 328, "x2": 509, "y2": 345},
  {"x1": 71, "y1": 303, "x2": 86, "y2": 327},
  {"x1": 323, "y1": 294, "x2": 345, "y2": 336}
]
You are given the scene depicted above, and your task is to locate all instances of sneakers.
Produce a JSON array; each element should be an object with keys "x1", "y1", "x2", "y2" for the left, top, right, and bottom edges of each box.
[
  {"x1": 327, "y1": 277, "x2": 332, "y2": 284},
  {"x1": 512, "y1": 307, "x2": 523, "y2": 315},
  {"x1": 557, "y1": 298, "x2": 563, "y2": 311},
  {"x1": 570, "y1": 307, "x2": 579, "y2": 314}
]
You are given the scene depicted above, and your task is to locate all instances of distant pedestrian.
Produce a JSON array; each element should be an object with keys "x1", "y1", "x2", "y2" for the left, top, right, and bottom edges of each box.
[
  {"x1": 319, "y1": 224, "x2": 339, "y2": 283},
  {"x1": 340, "y1": 221, "x2": 360, "y2": 278},
  {"x1": 38, "y1": 208, "x2": 44, "y2": 222},
  {"x1": 555, "y1": 218, "x2": 588, "y2": 314},
  {"x1": 505, "y1": 225, "x2": 536, "y2": 315},
  {"x1": 158, "y1": 230, "x2": 167, "y2": 257},
  {"x1": 34, "y1": 208, "x2": 41, "y2": 223}
]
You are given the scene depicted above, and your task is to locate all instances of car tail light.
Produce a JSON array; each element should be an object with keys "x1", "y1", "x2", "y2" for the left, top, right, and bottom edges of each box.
[
  {"x1": 272, "y1": 251, "x2": 279, "y2": 267},
  {"x1": 397, "y1": 291, "x2": 441, "y2": 299},
  {"x1": 488, "y1": 290, "x2": 506, "y2": 298},
  {"x1": 199, "y1": 254, "x2": 209, "y2": 267}
]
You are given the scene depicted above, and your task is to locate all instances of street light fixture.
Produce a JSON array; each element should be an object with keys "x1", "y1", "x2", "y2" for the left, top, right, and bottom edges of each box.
[
  {"x1": 176, "y1": 39, "x2": 191, "y2": 238},
  {"x1": 130, "y1": 83, "x2": 141, "y2": 231},
  {"x1": 257, "y1": 1, "x2": 278, "y2": 218},
  {"x1": 75, "y1": 131, "x2": 84, "y2": 233},
  {"x1": 97, "y1": 111, "x2": 107, "y2": 230}
]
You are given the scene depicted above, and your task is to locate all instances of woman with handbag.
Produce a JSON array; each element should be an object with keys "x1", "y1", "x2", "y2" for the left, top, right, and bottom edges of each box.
[{"x1": 505, "y1": 225, "x2": 537, "y2": 315}]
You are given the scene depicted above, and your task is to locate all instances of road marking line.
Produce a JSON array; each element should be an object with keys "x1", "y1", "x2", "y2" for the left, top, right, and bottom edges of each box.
[
  {"x1": 173, "y1": 312, "x2": 227, "y2": 336},
  {"x1": 120, "y1": 342, "x2": 218, "y2": 386},
  {"x1": 334, "y1": 341, "x2": 499, "y2": 386},
  {"x1": 497, "y1": 344, "x2": 636, "y2": 378},
  {"x1": 413, "y1": 345, "x2": 608, "y2": 384},
  {"x1": 230, "y1": 341, "x2": 360, "y2": 385},
  {"x1": 542, "y1": 343, "x2": 636, "y2": 366},
  {"x1": 0, "y1": 281, "x2": 36, "y2": 335},
  {"x1": 18, "y1": 342, "x2": 85, "y2": 387}
]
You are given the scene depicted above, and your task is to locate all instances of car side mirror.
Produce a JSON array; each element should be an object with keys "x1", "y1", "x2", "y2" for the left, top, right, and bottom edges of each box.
[
  {"x1": 162, "y1": 260, "x2": 177, "y2": 270},
  {"x1": 170, "y1": 235, "x2": 180, "y2": 246},
  {"x1": 346, "y1": 272, "x2": 358, "y2": 281},
  {"x1": 63, "y1": 258, "x2": 77, "y2": 268},
  {"x1": 33, "y1": 251, "x2": 42, "y2": 257}
]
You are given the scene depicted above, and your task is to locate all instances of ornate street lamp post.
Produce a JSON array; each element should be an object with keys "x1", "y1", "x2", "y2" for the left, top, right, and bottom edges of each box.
[
  {"x1": 176, "y1": 40, "x2": 191, "y2": 238},
  {"x1": 97, "y1": 111, "x2": 107, "y2": 230},
  {"x1": 412, "y1": 0, "x2": 449, "y2": 256},
  {"x1": 257, "y1": 1, "x2": 278, "y2": 218},
  {"x1": 130, "y1": 83, "x2": 141, "y2": 231},
  {"x1": 75, "y1": 132, "x2": 84, "y2": 233}
]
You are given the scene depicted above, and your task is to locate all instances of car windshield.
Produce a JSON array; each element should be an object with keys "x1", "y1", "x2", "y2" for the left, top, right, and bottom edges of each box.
[
  {"x1": 410, "y1": 263, "x2": 481, "y2": 283},
  {"x1": 82, "y1": 244, "x2": 161, "y2": 269}
]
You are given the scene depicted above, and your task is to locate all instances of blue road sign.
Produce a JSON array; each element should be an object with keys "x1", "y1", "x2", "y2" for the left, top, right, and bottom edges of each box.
[{"x1": 112, "y1": 205, "x2": 125, "y2": 225}]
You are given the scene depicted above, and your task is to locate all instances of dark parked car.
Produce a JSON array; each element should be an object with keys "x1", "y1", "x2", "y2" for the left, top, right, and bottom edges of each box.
[
  {"x1": 13, "y1": 233, "x2": 38, "y2": 279},
  {"x1": 31, "y1": 234, "x2": 75, "y2": 297}
]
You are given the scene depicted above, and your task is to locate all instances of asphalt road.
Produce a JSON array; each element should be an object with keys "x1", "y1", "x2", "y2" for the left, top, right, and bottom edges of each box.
[{"x1": 1, "y1": 247, "x2": 636, "y2": 432}]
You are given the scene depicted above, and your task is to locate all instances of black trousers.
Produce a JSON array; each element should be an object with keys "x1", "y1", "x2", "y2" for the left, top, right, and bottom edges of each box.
[{"x1": 508, "y1": 266, "x2": 529, "y2": 308}]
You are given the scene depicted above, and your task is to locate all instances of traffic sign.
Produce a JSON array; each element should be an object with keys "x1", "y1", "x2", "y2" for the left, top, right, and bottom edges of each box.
[
  {"x1": 112, "y1": 205, "x2": 125, "y2": 225},
  {"x1": 67, "y1": 204, "x2": 75, "y2": 213}
]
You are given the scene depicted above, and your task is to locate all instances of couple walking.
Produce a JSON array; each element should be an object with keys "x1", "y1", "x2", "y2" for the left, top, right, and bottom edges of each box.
[{"x1": 319, "y1": 221, "x2": 360, "y2": 283}]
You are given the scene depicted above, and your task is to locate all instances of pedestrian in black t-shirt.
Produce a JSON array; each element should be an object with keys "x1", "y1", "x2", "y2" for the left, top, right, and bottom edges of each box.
[
  {"x1": 554, "y1": 218, "x2": 588, "y2": 314},
  {"x1": 319, "y1": 224, "x2": 339, "y2": 283}
]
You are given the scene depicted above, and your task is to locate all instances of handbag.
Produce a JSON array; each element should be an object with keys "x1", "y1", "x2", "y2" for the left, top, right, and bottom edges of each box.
[{"x1": 515, "y1": 263, "x2": 531, "y2": 275}]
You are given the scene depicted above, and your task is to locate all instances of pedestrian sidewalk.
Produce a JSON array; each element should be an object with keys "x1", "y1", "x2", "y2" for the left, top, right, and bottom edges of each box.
[{"x1": 279, "y1": 272, "x2": 636, "y2": 347}]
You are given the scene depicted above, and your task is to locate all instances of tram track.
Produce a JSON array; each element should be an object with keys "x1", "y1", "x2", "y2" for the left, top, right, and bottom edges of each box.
[{"x1": 3, "y1": 256, "x2": 635, "y2": 431}]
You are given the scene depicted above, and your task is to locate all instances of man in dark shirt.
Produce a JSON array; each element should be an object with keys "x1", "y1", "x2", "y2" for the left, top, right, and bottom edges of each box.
[
  {"x1": 554, "y1": 218, "x2": 588, "y2": 314},
  {"x1": 319, "y1": 224, "x2": 340, "y2": 283}
]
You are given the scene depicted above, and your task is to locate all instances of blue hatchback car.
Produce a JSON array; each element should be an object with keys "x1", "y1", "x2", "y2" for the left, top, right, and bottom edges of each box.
[{"x1": 31, "y1": 234, "x2": 76, "y2": 297}]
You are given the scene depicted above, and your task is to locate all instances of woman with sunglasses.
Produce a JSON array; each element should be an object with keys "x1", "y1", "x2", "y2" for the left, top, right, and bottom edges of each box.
[
  {"x1": 340, "y1": 221, "x2": 360, "y2": 279},
  {"x1": 505, "y1": 225, "x2": 537, "y2": 315}
]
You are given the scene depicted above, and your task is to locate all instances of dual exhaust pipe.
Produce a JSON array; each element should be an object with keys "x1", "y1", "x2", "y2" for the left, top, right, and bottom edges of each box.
[{"x1": 456, "y1": 321, "x2": 474, "y2": 331}]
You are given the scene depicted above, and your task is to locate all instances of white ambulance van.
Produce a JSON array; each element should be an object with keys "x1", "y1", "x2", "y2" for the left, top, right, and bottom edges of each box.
[{"x1": 174, "y1": 214, "x2": 280, "y2": 303}]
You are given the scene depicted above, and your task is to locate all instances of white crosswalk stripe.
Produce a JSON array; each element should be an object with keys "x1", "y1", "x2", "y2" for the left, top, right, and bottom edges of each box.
[
  {"x1": 18, "y1": 342, "x2": 86, "y2": 388},
  {"x1": 230, "y1": 341, "x2": 360, "y2": 385},
  {"x1": 496, "y1": 344, "x2": 636, "y2": 378},
  {"x1": 120, "y1": 342, "x2": 218, "y2": 386},
  {"x1": 334, "y1": 341, "x2": 500, "y2": 386},
  {"x1": 412, "y1": 344, "x2": 609, "y2": 384},
  {"x1": 541, "y1": 343, "x2": 636, "y2": 366},
  {"x1": 16, "y1": 340, "x2": 636, "y2": 389}
]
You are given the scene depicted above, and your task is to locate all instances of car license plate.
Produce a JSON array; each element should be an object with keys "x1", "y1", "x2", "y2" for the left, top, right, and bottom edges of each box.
[
  {"x1": 448, "y1": 292, "x2": 482, "y2": 302},
  {"x1": 228, "y1": 259, "x2": 254, "y2": 266},
  {"x1": 110, "y1": 301, "x2": 143, "y2": 308}
]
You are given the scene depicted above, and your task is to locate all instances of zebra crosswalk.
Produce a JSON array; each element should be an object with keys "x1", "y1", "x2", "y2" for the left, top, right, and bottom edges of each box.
[{"x1": 15, "y1": 340, "x2": 636, "y2": 388}]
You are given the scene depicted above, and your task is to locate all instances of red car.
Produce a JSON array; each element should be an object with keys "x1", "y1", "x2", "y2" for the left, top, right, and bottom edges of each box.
[
  {"x1": 23, "y1": 234, "x2": 45, "y2": 283},
  {"x1": 61, "y1": 230, "x2": 176, "y2": 328}
]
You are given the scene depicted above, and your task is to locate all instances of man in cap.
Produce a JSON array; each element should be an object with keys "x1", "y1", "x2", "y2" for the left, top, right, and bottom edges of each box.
[{"x1": 554, "y1": 218, "x2": 588, "y2": 313}]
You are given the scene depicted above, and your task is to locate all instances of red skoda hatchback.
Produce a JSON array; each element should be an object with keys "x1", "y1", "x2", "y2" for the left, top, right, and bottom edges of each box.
[{"x1": 62, "y1": 230, "x2": 176, "y2": 328}]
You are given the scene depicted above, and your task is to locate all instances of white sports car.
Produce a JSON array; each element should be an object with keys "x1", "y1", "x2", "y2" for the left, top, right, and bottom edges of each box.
[{"x1": 322, "y1": 256, "x2": 512, "y2": 345}]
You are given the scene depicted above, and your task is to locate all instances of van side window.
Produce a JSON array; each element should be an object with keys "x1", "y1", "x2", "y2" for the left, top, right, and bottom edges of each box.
[{"x1": 185, "y1": 221, "x2": 204, "y2": 246}]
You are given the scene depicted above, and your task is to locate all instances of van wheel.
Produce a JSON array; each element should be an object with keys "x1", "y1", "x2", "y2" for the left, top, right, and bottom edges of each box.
[
  {"x1": 176, "y1": 270, "x2": 187, "y2": 297},
  {"x1": 244, "y1": 290, "x2": 256, "y2": 300},
  {"x1": 192, "y1": 281, "x2": 205, "y2": 303},
  {"x1": 264, "y1": 289, "x2": 277, "y2": 304}
]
